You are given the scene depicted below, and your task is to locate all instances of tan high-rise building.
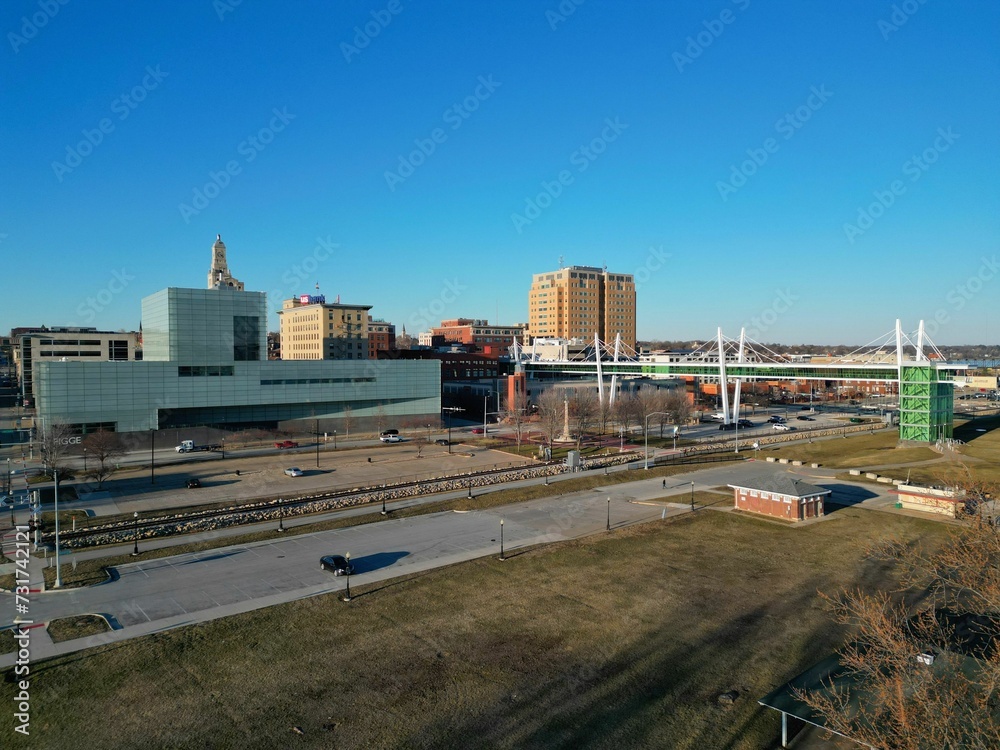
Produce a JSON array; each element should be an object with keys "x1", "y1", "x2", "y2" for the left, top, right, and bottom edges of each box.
[
  {"x1": 278, "y1": 294, "x2": 372, "y2": 360},
  {"x1": 528, "y1": 265, "x2": 636, "y2": 349}
]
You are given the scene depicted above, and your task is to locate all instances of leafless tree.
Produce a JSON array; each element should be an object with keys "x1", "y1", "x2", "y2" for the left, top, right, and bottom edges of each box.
[
  {"x1": 636, "y1": 385, "x2": 666, "y2": 442},
  {"x1": 663, "y1": 389, "x2": 692, "y2": 436},
  {"x1": 570, "y1": 388, "x2": 599, "y2": 450},
  {"x1": 501, "y1": 389, "x2": 530, "y2": 454},
  {"x1": 38, "y1": 422, "x2": 75, "y2": 476},
  {"x1": 374, "y1": 403, "x2": 386, "y2": 436},
  {"x1": 598, "y1": 390, "x2": 613, "y2": 436},
  {"x1": 81, "y1": 430, "x2": 126, "y2": 487},
  {"x1": 537, "y1": 388, "x2": 564, "y2": 450},
  {"x1": 614, "y1": 391, "x2": 639, "y2": 438},
  {"x1": 796, "y1": 473, "x2": 1000, "y2": 750},
  {"x1": 342, "y1": 405, "x2": 354, "y2": 439}
]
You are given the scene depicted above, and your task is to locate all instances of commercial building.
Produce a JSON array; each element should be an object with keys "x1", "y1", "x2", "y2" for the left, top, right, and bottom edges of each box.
[
  {"x1": 430, "y1": 319, "x2": 527, "y2": 358},
  {"x1": 278, "y1": 295, "x2": 372, "y2": 360},
  {"x1": 34, "y1": 237, "x2": 439, "y2": 436},
  {"x1": 528, "y1": 265, "x2": 636, "y2": 350},
  {"x1": 13, "y1": 326, "x2": 140, "y2": 405},
  {"x1": 368, "y1": 317, "x2": 396, "y2": 359}
]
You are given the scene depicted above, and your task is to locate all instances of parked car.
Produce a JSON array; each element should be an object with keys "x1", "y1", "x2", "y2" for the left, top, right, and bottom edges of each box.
[
  {"x1": 186, "y1": 478, "x2": 202, "y2": 489},
  {"x1": 320, "y1": 555, "x2": 354, "y2": 576},
  {"x1": 773, "y1": 423, "x2": 792, "y2": 431},
  {"x1": 434, "y1": 438, "x2": 450, "y2": 446},
  {"x1": 274, "y1": 440, "x2": 299, "y2": 449},
  {"x1": 379, "y1": 434, "x2": 402, "y2": 443},
  {"x1": 284, "y1": 467, "x2": 303, "y2": 477}
]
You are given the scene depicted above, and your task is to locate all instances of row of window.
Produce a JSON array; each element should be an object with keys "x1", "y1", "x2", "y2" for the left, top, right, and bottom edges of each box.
[
  {"x1": 260, "y1": 377, "x2": 376, "y2": 385},
  {"x1": 178, "y1": 366, "x2": 235, "y2": 376}
]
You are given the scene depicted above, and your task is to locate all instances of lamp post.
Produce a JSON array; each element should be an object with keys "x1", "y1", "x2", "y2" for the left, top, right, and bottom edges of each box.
[
  {"x1": 343, "y1": 552, "x2": 352, "y2": 602},
  {"x1": 54, "y1": 469, "x2": 62, "y2": 587},
  {"x1": 690, "y1": 481, "x2": 695, "y2": 511},
  {"x1": 644, "y1": 412, "x2": 670, "y2": 470},
  {"x1": 332, "y1": 430, "x2": 337, "y2": 450},
  {"x1": 499, "y1": 519, "x2": 505, "y2": 561},
  {"x1": 315, "y1": 419, "x2": 320, "y2": 468},
  {"x1": 82, "y1": 448, "x2": 87, "y2": 473},
  {"x1": 150, "y1": 430, "x2": 155, "y2": 485},
  {"x1": 483, "y1": 393, "x2": 489, "y2": 435},
  {"x1": 381, "y1": 484, "x2": 387, "y2": 515},
  {"x1": 606, "y1": 497, "x2": 611, "y2": 531},
  {"x1": 131, "y1": 511, "x2": 139, "y2": 556},
  {"x1": 277, "y1": 501, "x2": 285, "y2": 532}
]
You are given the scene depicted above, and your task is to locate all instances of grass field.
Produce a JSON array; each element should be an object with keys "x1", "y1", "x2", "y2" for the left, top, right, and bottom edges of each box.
[
  {"x1": 0, "y1": 507, "x2": 947, "y2": 750},
  {"x1": 46, "y1": 615, "x2": 110, "y2": 643},
  {"x1": 763, "y1": 430, "x2": 939, "y2": 469}
]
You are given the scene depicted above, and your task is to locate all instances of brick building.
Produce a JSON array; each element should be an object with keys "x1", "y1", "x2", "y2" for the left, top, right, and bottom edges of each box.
[{"x1": 729, "y1": 475, "x2": 831, "y2": 522}]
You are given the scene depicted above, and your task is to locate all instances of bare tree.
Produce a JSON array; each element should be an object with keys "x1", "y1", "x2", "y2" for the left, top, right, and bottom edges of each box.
[
  {"x1": 501, "y1": 389, "x2": 530, "y2": 454},
  {"x1": 537, "y1": 388, "x2": 564, "y2": 450},
  {"x1": 569, "y1": 388, "x2": 599, "y2": 450},
  {"x1": 38, "y1": 422, "x2": 75, "y2": 476},
  {"x1": 663, "y1": 389, "x2": 691, "y2": 436},
  {"x1": 614, "y1": 391, "x2": 639, "y2": 439},
  {"x1": 796, "y1": 474, "x2": 1000, "y2": 750},
  {"x1": 636, "y1": 385, "x2": 666, "y2": 443},
  {"x1": 342, "y1": 405, "x2": 354, "y2": 440},
  {"x1": 81, "y1": 430, "x2": 126, "y2": 487},
  {"x1": 598, "y1": 390, "x2": 613, "y2": 436},
  {"x1": 374, "y1": 403, "x2": 386, "y2": 436}
]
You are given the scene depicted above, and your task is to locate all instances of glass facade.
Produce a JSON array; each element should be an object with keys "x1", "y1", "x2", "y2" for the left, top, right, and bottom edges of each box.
[{"x1": 36, "y1": 359, "x2": 440, "y2": 432}]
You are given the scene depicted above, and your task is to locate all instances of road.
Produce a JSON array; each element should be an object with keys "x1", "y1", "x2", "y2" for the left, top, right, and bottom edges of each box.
[{"x1": 0, "y1": 458, "x2": 903, "y2": 667}]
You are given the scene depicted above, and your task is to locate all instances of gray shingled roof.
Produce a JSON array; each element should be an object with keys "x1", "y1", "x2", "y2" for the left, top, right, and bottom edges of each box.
[{"x1": 728, "y1": 473, "x2": 831, "y2": 498}]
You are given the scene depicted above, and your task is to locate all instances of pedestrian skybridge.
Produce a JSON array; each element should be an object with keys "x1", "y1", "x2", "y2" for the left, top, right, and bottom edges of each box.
[{"x1": 514, "y1": 321, "x2": 967, "y2": 444}]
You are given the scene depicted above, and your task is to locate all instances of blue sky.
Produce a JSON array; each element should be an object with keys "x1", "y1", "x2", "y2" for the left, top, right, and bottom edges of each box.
[{"x1": 1, "y1": 0, "x2": 998, "y2": 345}]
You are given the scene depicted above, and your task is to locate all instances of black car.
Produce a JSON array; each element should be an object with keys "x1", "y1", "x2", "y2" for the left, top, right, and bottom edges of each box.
[
  {"x1": 737, "y1": 419, "x2": 754, "y2": 428},
  {"x1": 320, "y1": 555, "x2": 354, "y2": 576},
  {"x1": 186, "y1": 478, "x2": 202, "y2": 489},
  {"x1": 719, "y1": 422, "x2": 737, "y2": 430},
  {"x1": 434, "y1": 438, "x2": 450, "y2": 446},
  {"x1": 797, "y1": 416, "x2": 815, "y2": 421}
]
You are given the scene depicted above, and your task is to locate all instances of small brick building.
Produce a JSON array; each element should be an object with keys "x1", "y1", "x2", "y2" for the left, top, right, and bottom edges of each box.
[{"x1": 729, "y1": 475, "x2": 831, "y2": 522}]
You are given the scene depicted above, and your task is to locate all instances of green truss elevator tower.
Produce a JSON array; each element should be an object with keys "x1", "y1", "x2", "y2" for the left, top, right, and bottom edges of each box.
[{"x1": 898, "y1": 365, "x2": 954, "y2": 443}]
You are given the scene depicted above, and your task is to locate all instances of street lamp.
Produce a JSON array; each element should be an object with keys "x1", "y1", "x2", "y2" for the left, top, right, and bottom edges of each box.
[
  {"x1": 606, "y1": 497, "x2": 611, "y2": 531},
  {"x1": 54, "y1": 469, "x2": 62, "y2": 587},
  {"x1": 332, "y1": 430, "x2": 337, "y2": 450},
  {"x1": 277, "y1": 501, "x2": 285, "y2": 532},
  {"x1": 381, "y1": 484, "x2": 387, "y2": 515},
  {"x1": 82, "y1": 448, "x2": 87, "y2": 473},
  {"x1": 150, "y1": 430, "x2": 155, "y2": 485},
  {"x1": 690, "y1": 481, "x2": 695, "y2": 511},
  {"x1": 483, "y1": 392, "x2": 489, "y2": 435},
  {"x1": 343, "y1": 552, "x2": 352, "y2": 602},
  {"x1": 131, "y1": 511, "x2": 140, "y2": 556},
  {"x1": 499, "y1": 518, "x2": 505, "y2": 561},
  {"x1": 315, "y1": 419, "x2": 320, "y2": 468},
  {"x1": 644, "y1": 412, "x2": 671, "y2": 469}
]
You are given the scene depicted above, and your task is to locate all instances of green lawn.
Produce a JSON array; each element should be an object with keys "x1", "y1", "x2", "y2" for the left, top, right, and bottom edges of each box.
[
  {"x1": 46, "y1": 616, "x2": 110, "y2": 644},
  {"x1": 0, "y1": 508, "x2": 947, "y2": 750}
]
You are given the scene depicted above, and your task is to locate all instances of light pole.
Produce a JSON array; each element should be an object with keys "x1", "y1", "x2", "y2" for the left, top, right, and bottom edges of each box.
[
  {"x1": 82, "y1": 448, "x2": 87, "y2": 474},
  {"x1": 343, "y1": 552, "x2": 352, "y2": 602},
  {"x1": 499, "y1": 518, "x2": 505, "y2": 561},
  {"x1": 483, "y1": 393, "x2": 489, "y2": 435},
  {"x1": 644, "y1": 412, "x2": 670, "y2": 470},
  {"x1": 606, "y1": 497, "x2": 611, "y2": 531},
  {"x1": 132, "y1": 511, "x2": 139, "y2": 556},
  {"x1": 690, "y1": 481, "x2": 695, "y2": 511},
  {"x1": 315, "y1": 419, "x2": 320, "y2": 468},
  {"x1": 332, "y1": 430, "x2": 337, "y2": 450},
  {"x1": 150, "y1": 430, "x2": 155, "y2": 485},
  {"x1": 277, "y1": 501, "x2": 285, "y2": 532},
  {"x1": 54, "y1": 469, "x2": 62, "y2": 587},
  {"x1": 381, "y1": 484, "x2": 387, "y2": 515}
]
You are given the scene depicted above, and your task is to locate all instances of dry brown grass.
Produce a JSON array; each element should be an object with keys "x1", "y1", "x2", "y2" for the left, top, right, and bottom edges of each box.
[{"x1": 0, "y1": 507, "x2": 947, "y2": 750}]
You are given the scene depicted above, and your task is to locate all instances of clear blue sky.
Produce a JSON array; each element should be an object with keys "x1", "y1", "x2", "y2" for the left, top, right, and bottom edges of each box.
[{"x1": 2, "y1": 0, "x2": 998, "y2": 346}]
